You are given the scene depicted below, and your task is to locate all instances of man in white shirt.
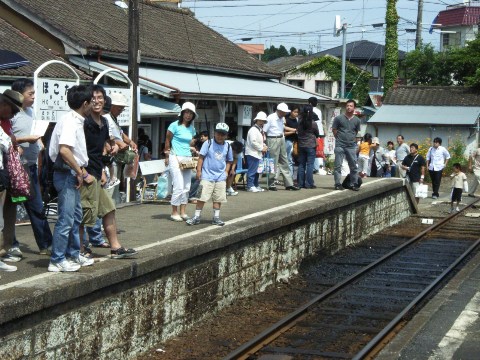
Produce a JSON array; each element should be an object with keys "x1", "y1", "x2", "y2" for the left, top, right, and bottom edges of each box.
[
  {"x1": 263, "y1": 103, "x2": 299, "y2": 191},
  {"x1": 48, "y1": 85, "x2": 93, "y2": 272},
  {"x1": 426, "y1": 137, "x2": 451, "y2": 199},
  {"x1": 467, "y1": 147, "x2": 480, "y2": 197},
  {"x1": 395, "y1": 135, "x2": 410, "y2": 178}
]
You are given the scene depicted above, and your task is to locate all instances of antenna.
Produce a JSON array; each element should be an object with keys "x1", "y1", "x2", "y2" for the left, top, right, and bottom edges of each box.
[{"x1": 334, "y1": 15, "x2": 342, "y2": 37}]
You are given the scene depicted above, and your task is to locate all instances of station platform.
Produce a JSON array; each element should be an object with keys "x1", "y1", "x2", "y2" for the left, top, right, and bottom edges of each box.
[{"x1": 2, "y1": 173, "x2": 478, "y2": 359}]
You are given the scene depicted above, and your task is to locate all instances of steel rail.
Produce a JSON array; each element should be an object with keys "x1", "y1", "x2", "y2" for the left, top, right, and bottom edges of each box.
[
  {"x1": 353, "y1": 237, "x2": 480, "y2": 360},
  {"x1": 223, "y1": 198, "x2": 480, "y2": 360}
]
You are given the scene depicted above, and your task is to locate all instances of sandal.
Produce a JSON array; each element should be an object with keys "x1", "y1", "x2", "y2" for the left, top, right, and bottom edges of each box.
[{"x1": 92, "y1": 242, "x2": 110, "y2": 248}]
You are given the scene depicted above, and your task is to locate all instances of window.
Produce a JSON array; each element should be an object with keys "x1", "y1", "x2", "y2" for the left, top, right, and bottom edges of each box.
[
  {"x1": 315, "y1": 81, "x2": 332, "y2": 97},
  {"x1": 287, "y1": 80, "x2": 304, "y2": 88}
]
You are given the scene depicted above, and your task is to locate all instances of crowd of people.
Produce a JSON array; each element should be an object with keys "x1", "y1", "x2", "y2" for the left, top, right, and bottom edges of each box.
[
  {"x1": 1, "y1": 81, "x2": 476, "y2": 274},
  {"x1": 0, "y1": 81, "x2": 137, "y2": 273}
]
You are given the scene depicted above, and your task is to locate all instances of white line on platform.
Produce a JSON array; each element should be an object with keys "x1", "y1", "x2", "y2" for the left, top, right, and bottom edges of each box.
[
  {"x1": 134, "y1": 178, "x2": 388, "y2": 251},
  {"x1": 427, "y1": 291, "x2": 480, "y2": 360},
  {"x1": 0, "y1": 178, "x2": 389, "y2": 291}
]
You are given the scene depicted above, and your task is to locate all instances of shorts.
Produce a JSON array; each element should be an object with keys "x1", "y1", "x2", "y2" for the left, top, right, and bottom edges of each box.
[
  {"x1": 80, "y1": 177, "x2": 116, "y2": 227},
  {"x1": 411, "y1": 181, "x2": 420, "y2": 196},
  {"x1": 358, "y1": 155, "x2": 369, "y2": 174},
  {"x1": 451, "y1": 187, "x2": 462, "y2": 202},
  {"x1": 197, "y1": 180, "x2": 227, "y2": 203}
]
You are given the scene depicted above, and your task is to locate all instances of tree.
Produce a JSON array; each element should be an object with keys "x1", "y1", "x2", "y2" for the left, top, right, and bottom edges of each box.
[
  {"x1": 448, "y1": 34, "x2": 480, "y2": 89},
  {"x1": 404, "y1": 44, "x2": 452, "y2": 85},
  {"x1": 289, "y1": 47, "x2": 298, "y2": 56},
  {"x1": 296, "y1": 55, "x2": 372, "y2": 104},
  {"x1": 384, "y1": 0, "x2": 399, "y2": 94}
]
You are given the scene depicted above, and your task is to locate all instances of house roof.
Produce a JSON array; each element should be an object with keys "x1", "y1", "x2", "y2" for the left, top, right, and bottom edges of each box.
[
  {"x1": 0, "y1": 17, "x2": 89, "y2": 79},
  {"x1": 313, "y1": 40, "x2": 406, "y2": 61},
  {"x1": 237, "y1": 44, "x2": 264, "y2": 55},
  {"x1": 266, "y1": 55, "x2": 315, "y2": 72},
  {"x1": 384, "y1": 86, "x2": 480, "y2": 106},
  {"x1": 0, "y1": 0, "x2": 277, "y2": 77},
  {"x1": 368, "y1": 105, "x2": 480, "y2": 125},
  {"x1": 437, "y1": 5, "x2": 480, "y2": 27}
]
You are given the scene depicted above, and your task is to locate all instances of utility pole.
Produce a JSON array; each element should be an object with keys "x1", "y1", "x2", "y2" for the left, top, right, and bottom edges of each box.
[
  {"x1": 128, "y1": 0, "x2": 140, "y2": 201},
  {"x1": 341, "y1": 23, "x2": 347, "y2": 99},
  {"x1": 415, "y1": 0, "x2": 423, "y2": 49}
]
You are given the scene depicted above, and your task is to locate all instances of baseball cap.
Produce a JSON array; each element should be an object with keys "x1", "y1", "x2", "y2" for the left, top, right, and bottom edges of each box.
[{"x1": 215, "y1": 122, "x2": 229, "y2": 134}]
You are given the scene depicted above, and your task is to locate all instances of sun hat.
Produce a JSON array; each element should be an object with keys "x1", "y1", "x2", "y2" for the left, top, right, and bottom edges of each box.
[
  {"x1": 372, "y1": 137, "x2": 380, "y2": 145},
  {"x1": 276, "y1": 102, "x2": 290, "y2": 113},
  {"x1": 110, "y1": 93, "x2": 129, "y2": 107},
  {"x1": 254, "y1": 111, "x2": 268, "y2": 122},
  {"x1": 2, "y1": 89, "x2": 24, "y2": 113},
  {"x1": 215, "y1": 122, "x2": 229, "y2": 134},
  {"x1": 179, "y1": 101, "x2": 197, "y2": 120}
]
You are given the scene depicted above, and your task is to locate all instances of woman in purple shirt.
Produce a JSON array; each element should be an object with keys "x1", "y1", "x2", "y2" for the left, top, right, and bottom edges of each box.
[{"x1": 297, "y1": 105, "x2": 319, "y2": 189}]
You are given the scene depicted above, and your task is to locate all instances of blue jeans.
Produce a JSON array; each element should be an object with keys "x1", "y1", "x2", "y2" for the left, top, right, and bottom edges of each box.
[
  {"x1": 83, "y1": 218, "x2": 105, "y2": 247},
  {"x1": 51, "y1": 171, "x2": 81, "y2": 263},
  {"x1": 285, "y1": 139, "x2": 294, "y2": 176},
  {"x1": 297, "y1": 147, "x2": 316, "y2": 188},
  {"x1": 13, "y1": 164, "x2": 53, "y2": 250},
  {"x1": 334, "y1": 145, "x2": 359, "y2": 186},
  {"x1": 246, "y1": 155, "x2": 260, "y2": 189}
]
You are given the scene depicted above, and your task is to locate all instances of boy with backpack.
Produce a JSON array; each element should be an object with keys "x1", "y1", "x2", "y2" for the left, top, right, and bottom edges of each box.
[{"x1": 186, "y1": 123, "x2": 233, "y2": 226}]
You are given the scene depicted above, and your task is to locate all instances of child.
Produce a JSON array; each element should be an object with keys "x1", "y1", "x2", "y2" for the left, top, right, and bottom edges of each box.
[
  {"x1": 449, "y1": 163, "x2": 468, "y2": 213},
  {"x1": 357, "y1": 133, "x2": 373, "y2": 178},
  {"x1": 186, "y1": 123, "x2": 234, "y2": 226},
  {"x1": 226, "y1": 140, "x2": 244, "y2": 196}
]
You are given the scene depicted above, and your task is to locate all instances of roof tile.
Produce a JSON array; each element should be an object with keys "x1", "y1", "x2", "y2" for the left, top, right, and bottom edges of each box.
[{"x1": 383, "y1": 85, "x2": 480, "y2": 106}]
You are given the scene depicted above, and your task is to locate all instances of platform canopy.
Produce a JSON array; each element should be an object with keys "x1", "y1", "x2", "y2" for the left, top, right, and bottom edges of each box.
[
  {"x1": 0, "y1": 49, "x2": 29, "y2": 70},
  {"x1": 368, "y1": 105, "x2": 480, "y2": 125}
]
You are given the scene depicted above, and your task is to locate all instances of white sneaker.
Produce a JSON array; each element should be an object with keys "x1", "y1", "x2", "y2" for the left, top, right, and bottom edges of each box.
[
  {"x1": 48, "y1": 260, "x2": 81, "y2": 272},
  {"x1": 247, "y1": 187, "x2": 260, "y2": 193},
  {"x1": 2, "y1": 254, "x2": 22, "y2": 262},
  {"x1": 455, "y1": 207, "x2": 460, "y2": 212},
  {"x1": 0, "y1": 260, "x2": 17, "y2": 272},
  {"x1": 68, "y1": 255, "x2": 94, "y2": 267},
  {"x1": 256, "y1": 186, "x2": 265, "y2": 192},
  {"x1": 226, "y1": 188, "x2": 238, "y2": 196},
  {"x1": 8, "y1": 247, "x2": 23, "y2": 258},
  {"x1": 106, "y1": 178, "x2": 120, "y2": 189}
]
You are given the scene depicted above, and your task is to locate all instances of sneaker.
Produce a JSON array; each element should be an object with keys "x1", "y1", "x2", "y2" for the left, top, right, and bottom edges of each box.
[
  {"x1": 212, "y1": 217, "x2": 225, "y2": 226},
  {"x1": 68, "y1": 255, "x2": 94, "y2": 267},
  {"x1": 2, "y1": 254, "x2": 22, "y2": 262},
  {"x1": 111, "y1": 247, "x2": 137, "y2": 259},
  {"x1": 170, "y1": 214, "x2": 183, "y2": 222},
  {"x1": 8, "y1": 247, "x2": 23, "y2": 258},
  {"x1": 186, "y1": 216, "x2": 201, "y2": 225},
  {"x1": 0, "y1": 260, "x2": 17, "y2": 272},
  {"x1": 106, "y1": 178, "x2": 120, "y2": 189},
  {"x1": 285, "y1": 185, "x2": 300, "y2": 191},
  {"x1": 39, "y1": 248, "x2": 52, "y2": 256},
  {"x1": 247, "y1": 187, "x2": 260, "y2": 193},
  {"x1": 48, "y1": 260, "x2": 81, "y2": 272},
  {"x1": 256, "y1": 186, "x2": 265, "y2": 192},
  {"x1": 335, "y1": 184, "x2": 345, "y2": 191},
  {"x1": 455, "y1": 207, "x2": 460, "y2": 212},
  {"x1": 350, "y1": 186, "x2": 360, "y2": 192},
  {"x1": 268, "y1": 185, "x2": 278, "y2": 191},
  {"x1": 432, "y1": 195, "x2": 438, "y2": 199},
  {"x1": 226, "y1": 188, "x2": 238, "y2": 196}
]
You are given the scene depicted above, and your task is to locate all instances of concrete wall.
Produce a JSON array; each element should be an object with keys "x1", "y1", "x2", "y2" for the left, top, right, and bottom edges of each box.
[{"x1": 0, "y1": 185, "x2": 413, "y2": 360}]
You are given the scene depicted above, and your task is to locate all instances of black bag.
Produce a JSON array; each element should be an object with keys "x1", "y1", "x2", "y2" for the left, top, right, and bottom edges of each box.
[{"x1": 342, "y1": 174, "x2": 362, "y2": 189}]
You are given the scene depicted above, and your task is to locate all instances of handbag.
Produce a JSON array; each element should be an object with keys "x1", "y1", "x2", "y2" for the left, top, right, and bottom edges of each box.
[
  {"x1": 315, "y1": 137, "x2": 325, "y2": 158},
  {"x1": 178, "y1": 158, "x2": 196, "y2": 170},
  {"x1": 7, "y1": 147, "x2": 30, "y2": 198},
  {"x1": 292, "y1": 140, "x2": 299, "y2": 158},
  {"x1": 115, "y1": 149, "x2": 136, "y2": 165},
  {"x1": 415, "y1": 184, "x2": 428, "y2": 198}
]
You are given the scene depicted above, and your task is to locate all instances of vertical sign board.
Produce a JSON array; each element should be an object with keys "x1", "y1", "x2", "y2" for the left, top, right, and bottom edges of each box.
[
  {"x1": 33, "y1": 60, "x2": 80, "y2": 122},
  {"x1": 325, "y1": 107, "x2": 341, "y2": 155},
  {"x1": 102, "y1": 87, "x2": 132, "y2": 126}
]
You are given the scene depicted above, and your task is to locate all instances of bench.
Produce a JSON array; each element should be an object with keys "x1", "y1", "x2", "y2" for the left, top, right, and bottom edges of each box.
[{"x1": 138, "y1": 159, "x2": 167, "y2": 202}]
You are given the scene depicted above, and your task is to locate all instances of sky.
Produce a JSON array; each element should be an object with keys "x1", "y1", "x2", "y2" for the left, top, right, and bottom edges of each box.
[{"x1": 179, "y1": 0, "x2": 465, "y2": 53}]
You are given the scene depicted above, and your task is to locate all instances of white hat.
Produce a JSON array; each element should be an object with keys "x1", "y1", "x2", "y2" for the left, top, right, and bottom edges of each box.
[
  {"x1": 110, "y1": 93, "x2": 129, "y2": 107},
  {"x1": 215, "y1": 122, "x2": 229, "y2": 134},
  {"x1": 372, "y1": 137, "x2": 380, "y2": 145},
  {"x1": 276, "y1": 102, "x2": 290, "y2": 113},
  {"x1": 179, "y1": 101, "x2": 197, "y2": 120},
  {"x1": 254, "y1": 111, "x2": 268, "y2": 122}
]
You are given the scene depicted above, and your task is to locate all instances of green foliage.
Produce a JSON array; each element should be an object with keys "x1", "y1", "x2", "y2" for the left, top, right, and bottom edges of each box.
[
  {"x1": 448, "y1": 34, "x2": 480, "y2": 89},
  {"x1": 384, "y1": 0, "x2": 399, "y2": 94},
  {"x1": 444, "y1": 137, "x2": 468, "y2": 174},
  {"x1": 296, "y1": 56, "x2": 372, "y2": 103},
  {"x1": 262, "y1": 45, "x2": 307, "y2": 62},
  {"x1": 404, "y1": 44, "x2": 453, "y2": 85}
]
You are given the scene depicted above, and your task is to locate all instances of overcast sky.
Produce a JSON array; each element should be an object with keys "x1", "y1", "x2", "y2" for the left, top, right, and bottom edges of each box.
[{"x1": 180, "y1": 0, "x2": 464, "y2": 52}]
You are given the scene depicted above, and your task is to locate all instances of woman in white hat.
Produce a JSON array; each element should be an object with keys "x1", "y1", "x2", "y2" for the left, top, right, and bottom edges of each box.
[
  {"x1": 244, "y1": 111, "x2": 268, "y2": 192},
  {"x1": 164, "y1": 102, "x2": 197, "y2": 221}
]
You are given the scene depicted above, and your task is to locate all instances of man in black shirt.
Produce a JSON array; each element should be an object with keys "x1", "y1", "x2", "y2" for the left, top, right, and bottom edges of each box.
[
  {"x1": 401, "y1": 143, "x2": 426, "y2": 204},
  {"x1": 80, "y1": 85, "x2": 137, "y2": 259}
]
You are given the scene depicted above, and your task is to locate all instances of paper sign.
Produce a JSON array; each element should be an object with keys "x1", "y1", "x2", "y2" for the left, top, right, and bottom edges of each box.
[{"x1": 30, "y1": 120, "x2": 50, "y2": 137}]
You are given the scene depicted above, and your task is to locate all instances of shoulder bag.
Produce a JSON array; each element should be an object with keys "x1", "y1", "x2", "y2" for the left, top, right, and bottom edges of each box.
[{"x1": 7, "y1": 146, "x2": 30, "y2": 198}]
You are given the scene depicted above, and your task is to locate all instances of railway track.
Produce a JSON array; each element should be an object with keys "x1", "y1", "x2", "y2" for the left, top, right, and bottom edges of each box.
[{"x1": 223, "y1": 200, "x2": 480, "y2": 360}]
